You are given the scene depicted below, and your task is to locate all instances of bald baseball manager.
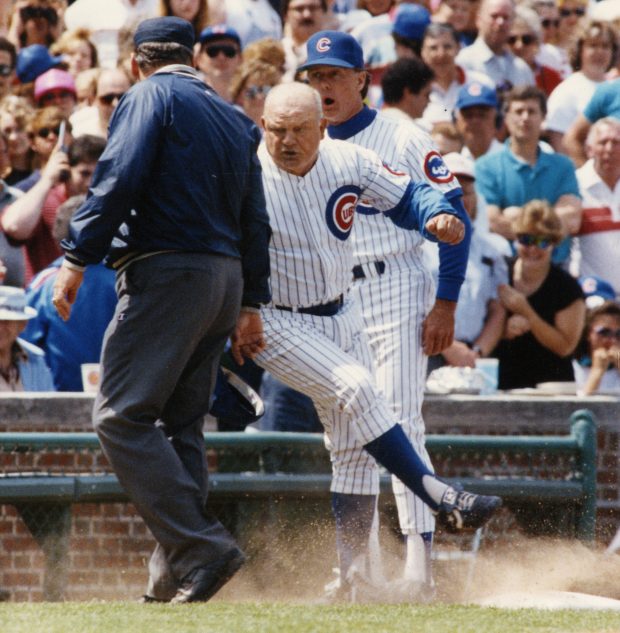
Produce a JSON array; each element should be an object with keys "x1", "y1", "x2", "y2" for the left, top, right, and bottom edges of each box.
[
  {"x1": 52, "y1": 17, "x2": 271, "y2": 603},
  {"x1": 232, "y1": 83, "x2": 501, "y2": 600}
]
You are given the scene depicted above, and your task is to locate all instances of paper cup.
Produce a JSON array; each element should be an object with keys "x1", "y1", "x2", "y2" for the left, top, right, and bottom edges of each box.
[
  {"x1": 475, "y1": 358, "x2": 499, "y2": 394},
  {"x1": 81, "y1": 363, "x2": 100, "y2": 393}
]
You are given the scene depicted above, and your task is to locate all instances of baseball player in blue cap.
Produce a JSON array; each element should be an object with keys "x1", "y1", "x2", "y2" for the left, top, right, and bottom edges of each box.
[
  {"x1": 299, "y1": 30, "x2": 473, "y2": 599},
  {"x1": 232, "y1": 81, "x2": 501, "y2": 602}
]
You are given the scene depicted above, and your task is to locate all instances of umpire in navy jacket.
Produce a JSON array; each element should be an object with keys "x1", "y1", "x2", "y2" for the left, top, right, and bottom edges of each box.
[{"x1": 52, "y1": 17, "x2": 272, "y2": 603}]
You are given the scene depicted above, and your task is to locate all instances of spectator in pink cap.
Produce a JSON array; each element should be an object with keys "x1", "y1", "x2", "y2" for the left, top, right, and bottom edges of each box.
[{"x1": 34, "y1": 69, "x2": 77, "y2": 118}]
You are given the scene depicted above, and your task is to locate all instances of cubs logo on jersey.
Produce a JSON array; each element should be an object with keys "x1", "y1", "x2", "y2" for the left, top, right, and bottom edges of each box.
[
  {"x1": 423, "y1": 151, "x2": 454, "y2": 184},
  {"x1": 325, "y1": 185, "x2": 361, "y2": 240}
]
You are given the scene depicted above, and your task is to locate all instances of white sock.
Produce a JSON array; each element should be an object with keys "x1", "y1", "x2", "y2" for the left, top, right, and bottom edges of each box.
[
  {"x1": 404, "y1": 533, "x2": 428, "y2": 583},
  {"x1": 422, "y1": 474, "x2": 451, "y2": 506}
]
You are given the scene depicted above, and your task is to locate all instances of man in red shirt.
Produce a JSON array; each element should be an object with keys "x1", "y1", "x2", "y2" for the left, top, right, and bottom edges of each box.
[{"x1": 1, "y1": 134, "x2": 105, "y2": 283}]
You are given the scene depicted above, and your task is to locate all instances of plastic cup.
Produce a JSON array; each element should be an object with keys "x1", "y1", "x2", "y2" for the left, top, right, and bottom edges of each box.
[
  {"x1": 475, "y1": 358, "x2": 499, "y2": 394},
  {"x1": 81, "y1": 363, "x2": 100, "y2": 393}
]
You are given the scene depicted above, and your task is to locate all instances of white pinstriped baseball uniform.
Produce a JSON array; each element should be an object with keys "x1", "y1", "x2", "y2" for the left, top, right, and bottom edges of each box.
[
  {"x1": 254, "y1": 136, "x2": 456, "y2": 492},
  {"x1": 328, "y1": 108, "x2": 463, "y2": 535}
]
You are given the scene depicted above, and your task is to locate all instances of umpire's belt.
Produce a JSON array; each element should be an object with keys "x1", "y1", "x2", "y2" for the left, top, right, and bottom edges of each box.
[
  {"x1": 352, "y1": 260, "x2": 386, "y2": 280},
  {"x1": 275, "y1": 295, "x2": 343, "y2": 317}
]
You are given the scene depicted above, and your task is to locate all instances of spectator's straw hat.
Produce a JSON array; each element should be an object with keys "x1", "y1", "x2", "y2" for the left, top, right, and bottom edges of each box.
[{"x1": 0, "y1": 287, "x2": 37, "y2": 321}]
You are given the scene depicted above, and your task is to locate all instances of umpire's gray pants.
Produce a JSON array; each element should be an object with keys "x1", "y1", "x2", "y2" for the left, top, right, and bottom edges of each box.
[{"x1": 93, "y1": 252, "x2": 242, "y2": 593}]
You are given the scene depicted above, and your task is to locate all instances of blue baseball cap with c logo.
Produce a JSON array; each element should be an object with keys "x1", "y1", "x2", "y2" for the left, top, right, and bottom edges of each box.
[{"x1": 299, "y1": 31, "x2": 364, "y2": 71}]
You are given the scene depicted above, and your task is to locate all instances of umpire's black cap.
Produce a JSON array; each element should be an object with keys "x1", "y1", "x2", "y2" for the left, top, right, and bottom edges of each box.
[{"x1": 134, "y1": 16, "x2": 195, "y2": 50}]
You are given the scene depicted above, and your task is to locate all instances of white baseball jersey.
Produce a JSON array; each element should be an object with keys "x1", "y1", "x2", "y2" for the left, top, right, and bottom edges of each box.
[
  {"x1": 329, "y1": 109, "x2": 465, "y2": 536},
  {"x1": 255, "y1": 137, "x2": 455, "y2": 497},
  {"x1": 258, "y1": 137, "x2": 413, "y2": 307},
  {"x1": 340, "y1": 111, "x2": 462, "y2": 265}
]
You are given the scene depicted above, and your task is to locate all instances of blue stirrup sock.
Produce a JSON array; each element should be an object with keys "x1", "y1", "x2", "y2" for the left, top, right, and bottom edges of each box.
[
  {"x1": 331, "y1": 492, "x2": 376, "y2": 580},
  {"x1": 364, "y1": 424, "x2": 445, "y2": 510}
]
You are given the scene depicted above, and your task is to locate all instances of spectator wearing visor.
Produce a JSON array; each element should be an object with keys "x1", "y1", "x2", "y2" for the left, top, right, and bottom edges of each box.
[
  {"x1": 195, "y1": 24, "x2": 242, "y2": 102},
  {"x1": 34, "y1": 68, "x2": 78, "y2": 118}
]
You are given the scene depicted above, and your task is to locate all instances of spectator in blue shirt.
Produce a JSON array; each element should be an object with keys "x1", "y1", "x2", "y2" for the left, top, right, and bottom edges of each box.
[
  {"x1": 564, "y1": 78, "x2": 620, "y2": 166},
  {"x1": 475, "y1": 85, "x2": 582, "y2": 267}
]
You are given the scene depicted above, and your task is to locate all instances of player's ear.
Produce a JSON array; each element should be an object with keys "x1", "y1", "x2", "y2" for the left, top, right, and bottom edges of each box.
[
  {"x1": 319, "y1": 117, "x2": 327, "y2": 137},
  {"x1": 130, "y1": 53, "x2": 140, "y2": 80}
]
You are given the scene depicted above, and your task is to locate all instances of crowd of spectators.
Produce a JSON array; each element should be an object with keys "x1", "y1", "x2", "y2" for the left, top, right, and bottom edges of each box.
[{"x1": 0, "y1": 0, "x2": 617, "y2": 406}]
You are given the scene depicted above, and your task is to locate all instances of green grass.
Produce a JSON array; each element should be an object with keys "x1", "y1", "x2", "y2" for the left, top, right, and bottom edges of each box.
[{"x1": 3, "y1": 602, "x2": 620, "y2": 633}]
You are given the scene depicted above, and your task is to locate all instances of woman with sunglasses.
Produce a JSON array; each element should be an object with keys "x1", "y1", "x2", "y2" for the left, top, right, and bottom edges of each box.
[
  {"x1": 573, "y1": 300, "x2": 620, "y2": 396},
  {"x1": 230, "y1": 60, "x2": 282, "y2": 127},
  {"x1": 544, "y1": 20, "x2": 618, "y2": 153},
  {"x1": 507, "y1": 6, "x2": 562, "y2": 97},
  {"x1": 554, "y1": 0, "x2": 588, "y2": 72},
  {"x1": 493, "y1": 199, "x2": 586, "y2": 390}
]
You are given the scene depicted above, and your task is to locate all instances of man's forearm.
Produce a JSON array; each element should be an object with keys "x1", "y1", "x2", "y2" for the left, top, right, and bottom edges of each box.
[{"x1": 0, "y1": 177, "x2": 54, "y2": 240}]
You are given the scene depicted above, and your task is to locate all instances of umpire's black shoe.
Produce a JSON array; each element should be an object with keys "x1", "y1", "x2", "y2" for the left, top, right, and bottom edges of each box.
[
  {"x1": 138, "y1": 594, "x2": 169, "y2": 604},
  {"x1": 435, "y1": 486, "x2": 502, "y2": 533},
  {"x1": 171, "y1": 548, "x2": 246, "y2": 604}
]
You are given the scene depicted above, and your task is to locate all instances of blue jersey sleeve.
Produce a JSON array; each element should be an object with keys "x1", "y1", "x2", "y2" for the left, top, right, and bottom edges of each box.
[{"x1": 385, "y1": 183, "x2": 471, "y2": 301}]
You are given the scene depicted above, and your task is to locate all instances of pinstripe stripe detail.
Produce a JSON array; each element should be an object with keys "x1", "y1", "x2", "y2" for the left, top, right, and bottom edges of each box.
[{"x1": 350, "y1": 114, "x2": 461, "y2": 265}]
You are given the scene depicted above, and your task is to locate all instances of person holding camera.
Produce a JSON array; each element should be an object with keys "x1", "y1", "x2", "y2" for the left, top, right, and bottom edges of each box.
[
  {"x1": 1, "y1": 132, "x2": 104, "y2": 284},
  {"x1": 7, "y1": 0, "x2": 62, "y2": 51}
]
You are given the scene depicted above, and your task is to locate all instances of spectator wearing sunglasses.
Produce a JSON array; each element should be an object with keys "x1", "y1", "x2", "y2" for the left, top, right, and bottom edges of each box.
[
  {"x1": 554, "y1": 0, "x2": 588, "y2": 72},
  {"x1": 544, "y1": 20, "x2": 618, "y2": 155},
  {"x1": 7, "y1": 1, "x2": 61, "y2": 52},
  {"x1": 493, "y1": 199, "x2": 586, "y2": 390},
  {"x1": 12, "y1": 106, "x2": 68, "y2": 195},
  {"x1": 507, "y1": 7, "x2": 562, "y2": 98},
  {"x1": 70, "y1": 68, "x2": 130, "y2": 139},
  {"x1": 230, "y1": 60, "x2": 282, "y2": 127},
  {"x1": 0, "y1": 37, "x2": 17, "y2": 100},
  {"x1": 524, "y1": 0, "x2": 566, "y2": 76},
  {"x1": 34, "y1": 68, "x2": 78, "y2": 118},
  {"x1": 195, "y1": 25, "x2": 242, "y2": 102},
  {"x1": 475, "y1": 85, "x2": 582, "y2": 267},
  {"x1": 573, "y1": 299, "x2": 620, "y2": 396},
  {"x1": 1, "y1": 133, "x2": 104, "y2": 284}
]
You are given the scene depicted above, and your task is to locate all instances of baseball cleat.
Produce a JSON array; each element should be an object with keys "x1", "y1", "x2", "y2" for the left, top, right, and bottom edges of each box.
[{"x1": 435, "y1": 486, "x2": 502, "y2": 533}]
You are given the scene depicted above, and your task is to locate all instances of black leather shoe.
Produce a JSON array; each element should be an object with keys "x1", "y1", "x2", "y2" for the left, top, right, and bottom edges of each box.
[
  {"x1": 138, "y1": 594, "x2": 169, "y2": 603},
  {"x1": 171, "y1": 548, "x2": 246, "y2": 603},
  {"x1": 0, "y1": 587, "x2": 9, "y2": 602}
]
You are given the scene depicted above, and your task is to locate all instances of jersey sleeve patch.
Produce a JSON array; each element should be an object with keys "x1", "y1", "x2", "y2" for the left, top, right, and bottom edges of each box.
[
  {"x1": 423, "y1": 151, "x2": 455, "y2": 184},
  {"x1": 325, "y1": 185, "x2": 361, "y2": 241}
]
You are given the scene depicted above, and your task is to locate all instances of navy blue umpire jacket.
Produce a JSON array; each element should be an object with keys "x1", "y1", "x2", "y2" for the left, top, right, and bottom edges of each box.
[{"x1": 61, "y1": 65, "x2": 272, "y2": 306}]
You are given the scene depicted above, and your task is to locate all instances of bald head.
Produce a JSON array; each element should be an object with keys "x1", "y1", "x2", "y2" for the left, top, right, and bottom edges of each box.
[
  {"x1": 263, "y1": 82, "x2": 323, "y2": 122},
  {"x1": 262, "y1": 82, "x2": 326, "y2": 177}
]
